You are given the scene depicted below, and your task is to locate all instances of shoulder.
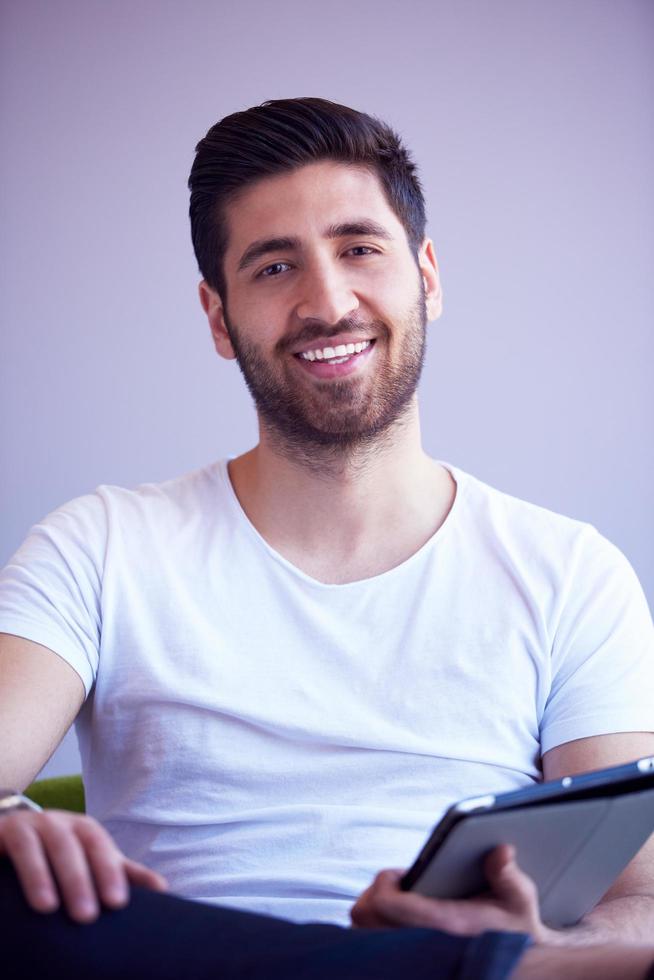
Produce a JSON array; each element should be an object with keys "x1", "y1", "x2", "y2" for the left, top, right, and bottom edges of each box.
[
  {"x1": 14, "y1": 461, "x2": 230, "y2": 561},
  {"x1": 446, "y1": 463, "x2": 598, "y2": 560},
  {"x1": 98, "y1": 459, "x2": 224, "y2": 507},
  {"x1": 444, "y1": 463, "x2": 644, "y2": 608},
  {"x1": 79, "y1": 460, "x2": 228, "y2": 529}
]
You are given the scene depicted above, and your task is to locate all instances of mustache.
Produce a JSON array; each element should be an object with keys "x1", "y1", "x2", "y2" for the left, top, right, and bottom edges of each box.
[{"x1": 277, "y1": 315, "x2": 389, "y2": 353}]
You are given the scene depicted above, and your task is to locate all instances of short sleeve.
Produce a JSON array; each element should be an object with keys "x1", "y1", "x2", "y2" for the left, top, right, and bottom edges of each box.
[
  {"x1": 540, "y1": 525, "x2": 654, "y2": 754},
  {"x1": 0, "y1": 493, "x2": 107, "y2": 695}
]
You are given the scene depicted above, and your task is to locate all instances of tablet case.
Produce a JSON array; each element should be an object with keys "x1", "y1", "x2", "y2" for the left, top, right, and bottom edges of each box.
[{"x1": 409, "y1": 787, "x2": 654, "y2": 926}]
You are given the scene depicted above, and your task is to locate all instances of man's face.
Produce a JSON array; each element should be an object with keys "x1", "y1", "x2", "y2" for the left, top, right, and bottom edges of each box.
[{"x1": 201, "y1": 161, "x2": 441, "y2": 451}]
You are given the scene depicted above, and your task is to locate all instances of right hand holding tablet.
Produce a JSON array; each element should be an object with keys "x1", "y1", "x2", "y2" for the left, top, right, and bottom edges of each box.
[
  {"x1": 351, "y1": 843, "x2": 553, "y2": 942},
  {"x1": 0, "y1": 808, "x2": 167, "y2": 923}
]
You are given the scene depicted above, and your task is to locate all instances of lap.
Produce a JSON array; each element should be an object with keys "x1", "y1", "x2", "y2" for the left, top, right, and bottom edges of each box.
[{"x1": 0, "y1": 860, "x2": 529, "y2": 979}]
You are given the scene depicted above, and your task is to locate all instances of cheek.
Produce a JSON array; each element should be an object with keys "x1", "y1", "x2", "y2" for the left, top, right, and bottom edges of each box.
[
  {"x1": 369, "y1": 288, "x2": 419, "y2": 331},
  {"x1": 366, "y1": 258, "x2": 420, "y2": 308},
  {"x1": 228, "y1": 294, "x2": 285, "y2": 347}
]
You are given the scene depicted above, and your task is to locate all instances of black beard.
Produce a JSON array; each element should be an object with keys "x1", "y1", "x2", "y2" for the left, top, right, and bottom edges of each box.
[{"x1": 223, "y1": 289, "x2": 428, "y2": 462}]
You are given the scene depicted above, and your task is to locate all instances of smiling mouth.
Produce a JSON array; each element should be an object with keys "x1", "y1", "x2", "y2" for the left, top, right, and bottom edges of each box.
[
  {"x1": 292, "y1": 338, "x2": 376, "y2": 380},
  {"x1": 294, "y1": 339, "x2": 374, "y2": 366}
]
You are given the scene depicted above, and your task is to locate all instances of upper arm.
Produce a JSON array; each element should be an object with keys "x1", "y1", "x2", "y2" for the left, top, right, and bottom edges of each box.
[
  {"x1": 542, "y1": 732, "x2": 654, "y2": 899},
  {"x1": 542, "y1": 732, "x2": 654, "y2": 781},
  {"x1": 0, "y1": 632, "x2": 85, "y2": 791},
  {"x1": 540, "y1": 527, "x2": 654, "y2": 757}
]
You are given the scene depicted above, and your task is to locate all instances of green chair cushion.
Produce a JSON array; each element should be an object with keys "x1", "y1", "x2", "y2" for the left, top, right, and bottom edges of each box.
[{"x1": 24, "y1": 774, "x2": 85, "y2": 813}]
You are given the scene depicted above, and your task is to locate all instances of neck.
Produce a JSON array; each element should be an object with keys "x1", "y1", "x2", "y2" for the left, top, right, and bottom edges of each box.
[{"x1": 226, "y1": 399, "x2": 457, "y2": 584}]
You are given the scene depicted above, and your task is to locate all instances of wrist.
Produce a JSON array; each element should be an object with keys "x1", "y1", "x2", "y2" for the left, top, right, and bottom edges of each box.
[
  {"x1": 0, "y1": 790, "x2": 43, "y2": 816},
  {"x1": 534, "y1": 921, "x2": 567, "y2": 946}
]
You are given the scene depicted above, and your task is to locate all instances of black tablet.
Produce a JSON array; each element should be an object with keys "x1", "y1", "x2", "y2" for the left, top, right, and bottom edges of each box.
[{"x1": 401, "y1": 756, "x2": 654, "y2": 927}]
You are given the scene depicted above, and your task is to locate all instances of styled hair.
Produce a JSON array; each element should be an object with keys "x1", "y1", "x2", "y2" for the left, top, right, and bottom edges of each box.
[{"x1": 188, "y1": 97, "x2": 426, "y2": 299}]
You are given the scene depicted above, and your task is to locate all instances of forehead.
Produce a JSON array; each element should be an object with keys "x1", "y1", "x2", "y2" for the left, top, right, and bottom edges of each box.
[{"x1": 223, "y1": 161, "x2": 405, "y2": 258}]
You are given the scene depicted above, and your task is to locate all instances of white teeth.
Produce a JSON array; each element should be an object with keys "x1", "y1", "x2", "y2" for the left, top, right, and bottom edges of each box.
[{"x1": 299, "y1": 339, "x2": 371, "y2": 362}]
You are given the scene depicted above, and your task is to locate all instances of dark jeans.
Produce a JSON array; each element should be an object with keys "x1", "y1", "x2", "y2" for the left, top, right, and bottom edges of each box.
[{"x1": 0, "y1": 861, "x2": 529, "y2": 979}]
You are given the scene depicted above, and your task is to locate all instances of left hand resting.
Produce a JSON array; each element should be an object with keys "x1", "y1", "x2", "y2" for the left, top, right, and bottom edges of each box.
[{"x1": 350, "y1": 844, "x2": 554, "y2": 943}]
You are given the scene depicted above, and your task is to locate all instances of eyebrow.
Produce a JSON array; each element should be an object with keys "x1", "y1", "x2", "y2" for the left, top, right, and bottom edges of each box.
[{"x1": 236, "y1": 220, "x2": 393, "y2": 273}]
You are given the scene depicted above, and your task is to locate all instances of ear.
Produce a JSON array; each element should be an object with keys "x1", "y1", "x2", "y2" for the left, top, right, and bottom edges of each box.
[
  {"x1": 418, "y1": 239, "x2": 443, "y2": 322},
  {"x1": 198, "y1": 280, "x2": 237, "y2": 360}
]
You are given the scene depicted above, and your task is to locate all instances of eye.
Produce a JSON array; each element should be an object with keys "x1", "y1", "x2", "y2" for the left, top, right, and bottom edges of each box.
[
  {"x1": 346, "y1": 246, "x2": 377, "y2": 257},
  {"x1": 345, "y1": 245, "x2": 382, "y2": 262},
  {"x1": 257, "y1": 262, "x2": 292, "y2": 279}
]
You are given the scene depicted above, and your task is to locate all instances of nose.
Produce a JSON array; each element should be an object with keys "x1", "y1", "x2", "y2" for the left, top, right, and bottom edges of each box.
[{"x1": 295, "y1": 263, "x2": 359, "y2": 326}]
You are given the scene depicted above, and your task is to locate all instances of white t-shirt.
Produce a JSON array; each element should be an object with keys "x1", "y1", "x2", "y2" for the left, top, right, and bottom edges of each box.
[{"x1": 1, "y1": 460, "x2": 653, "y2": 926}]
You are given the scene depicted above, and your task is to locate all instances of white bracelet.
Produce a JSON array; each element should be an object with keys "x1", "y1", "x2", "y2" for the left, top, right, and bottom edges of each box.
[{"x1": 0, "y1": 792, "x2": 43, "y2": 815}]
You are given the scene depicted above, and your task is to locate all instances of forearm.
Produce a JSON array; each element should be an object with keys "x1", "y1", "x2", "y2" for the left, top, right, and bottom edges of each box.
[{"x1": 545, "y1": 894, "x2": 654, "y2": 947}]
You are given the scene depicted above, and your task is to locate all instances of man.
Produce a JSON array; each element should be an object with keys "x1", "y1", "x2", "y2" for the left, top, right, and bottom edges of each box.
[{"x1": 1, "y1": 97, "x2": 653, "y2": 978}]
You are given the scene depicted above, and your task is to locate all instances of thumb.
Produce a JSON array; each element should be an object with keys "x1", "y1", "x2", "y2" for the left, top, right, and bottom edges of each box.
[
  {"x1": 124, "y1": 858, "x2": 168, "y2": 892},
  {"x1": 484, "y1": 845, "x2": 537, "y2": 910}
]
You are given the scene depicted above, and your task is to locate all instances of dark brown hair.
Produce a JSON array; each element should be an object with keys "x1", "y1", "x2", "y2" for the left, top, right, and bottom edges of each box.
[{"x1": 188, "y1": 97, "x2": 426, "y2": 299}]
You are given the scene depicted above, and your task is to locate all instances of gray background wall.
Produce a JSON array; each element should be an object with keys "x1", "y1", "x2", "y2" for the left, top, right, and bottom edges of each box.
[{"x1": 1, "y1": 0, "x2": 652, "y2": 779}]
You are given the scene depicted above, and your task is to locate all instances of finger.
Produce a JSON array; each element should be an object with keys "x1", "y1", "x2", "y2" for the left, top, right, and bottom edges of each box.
[
  {"x1": 350, "y1": 892, "x2": 396, "y2": 928},
  {"x1": 376, "y1": 869, "x2": 405, "y2": 885},
  {"x1": 350, "y1": 897, "x2": 399, "y2": 928},
  {"x1": 375, "y1": 891, "x2": 462, "y2": 930},
  {"x1": 74, "y1": 820, "x2": 132, "y2": 908},
  {"x1": 484, "y1": 844, "x2": 538, "y2": 912},
  {"x1": 41, "y1": 820, "x2": 102, "y2": 922},
  {"x1": 483, "y1": 844, "x2": 515, "y2": 881},
  {"x1": 124, "y1": 858, "x2": 168, "y2": 892},
  {"x1": 75, "y1": 818, "x2": 167, "y2": 901},
  {"x1": 358, "y1": 870, "x2": 466, "y2": 931},
  {"x1": 2, "y1": 816, "x2": 60, "y2": 913},
  {"x1": 351, "y1": 873, "x2": 404, "y2": 928}
]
